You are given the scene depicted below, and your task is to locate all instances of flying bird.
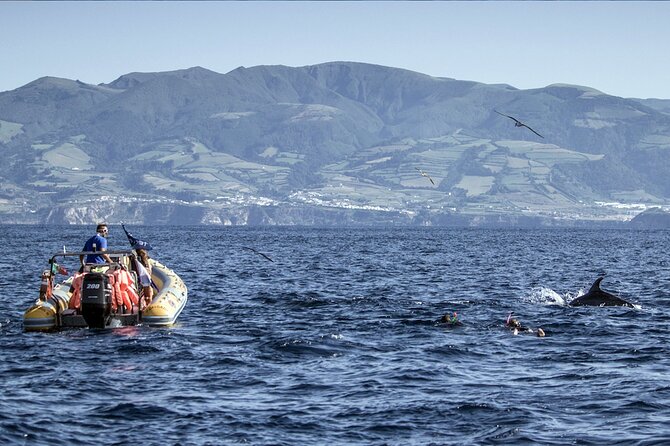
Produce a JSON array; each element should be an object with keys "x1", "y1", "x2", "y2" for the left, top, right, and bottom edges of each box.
[
  {"x1": 414, "y1": 167, "x2": 436, "y2": 185},
  {"x1": 243, "y1": 246, "x2": 274, "y2": 262},
  {"x1": 494, "y1": 110, "x2": 544, "y2": 138}
]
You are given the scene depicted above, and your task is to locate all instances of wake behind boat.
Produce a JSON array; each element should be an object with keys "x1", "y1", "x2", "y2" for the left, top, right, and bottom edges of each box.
[{"x1": 23, "y1": 250, "x2": 187, "y2": 332}]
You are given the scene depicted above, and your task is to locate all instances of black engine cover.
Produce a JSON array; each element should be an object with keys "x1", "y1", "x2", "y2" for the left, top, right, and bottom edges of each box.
[{"x1": 80, "y1": 273, "x2": 112, "y2": 329}]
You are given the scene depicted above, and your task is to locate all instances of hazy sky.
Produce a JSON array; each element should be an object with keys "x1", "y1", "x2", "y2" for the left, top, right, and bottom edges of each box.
[{"x1": 2, "y1": 1, "x2": 669, "y2": 99}]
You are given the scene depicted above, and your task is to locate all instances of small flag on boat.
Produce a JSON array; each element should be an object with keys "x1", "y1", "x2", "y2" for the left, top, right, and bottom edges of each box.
[
  {"x1": 122, "y1": 223, "x2": 153, "y2": 251},
  {"x1": 51, "y1": 262, "x2": 68, "y2": 276}
]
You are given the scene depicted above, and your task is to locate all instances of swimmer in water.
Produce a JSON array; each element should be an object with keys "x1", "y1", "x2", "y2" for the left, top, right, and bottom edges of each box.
[
  {"x1": 440, "y1": 311, "x2": 463, "y2": 326},
  {"x1": 506, "y1": 312, "x2": 545, "y2": 337}
]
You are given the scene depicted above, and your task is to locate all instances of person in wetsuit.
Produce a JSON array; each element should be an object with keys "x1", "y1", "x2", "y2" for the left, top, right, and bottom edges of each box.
[{"x1": 506, "y1": 312, "x2": 545, "y2": 337}]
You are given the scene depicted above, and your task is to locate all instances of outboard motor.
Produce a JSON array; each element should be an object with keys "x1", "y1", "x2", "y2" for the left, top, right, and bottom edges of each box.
[{"x1": 80, "y1": 273, "x2": 112, "y2": 329}]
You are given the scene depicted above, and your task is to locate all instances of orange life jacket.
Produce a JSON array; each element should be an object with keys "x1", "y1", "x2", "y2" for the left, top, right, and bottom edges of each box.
[
  {"x1": 68, "y1": 272, "x2": 86, "y2": 310},
  {"x1": 67, "y1": 269, "x2": 140, "y2": 313},
  {"x1": 108, "y1": 269, "x2": 139, "y2": 313},
  {"x1": 39, "y1": 270, "x2": 53, "y2": 301}
]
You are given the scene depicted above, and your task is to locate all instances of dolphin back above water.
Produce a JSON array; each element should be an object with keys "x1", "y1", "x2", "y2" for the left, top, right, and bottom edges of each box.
[{"x1": 569, "y1": 277, "x2": 635, "y2": 307}]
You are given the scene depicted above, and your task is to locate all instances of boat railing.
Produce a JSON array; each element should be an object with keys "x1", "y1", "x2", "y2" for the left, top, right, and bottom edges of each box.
[
  {"x1": 49, "y1": 250, "x2": 136, "y2": 264},
  {"x1": 48, "y1": 250, "x2": 138, "y2": 274}
]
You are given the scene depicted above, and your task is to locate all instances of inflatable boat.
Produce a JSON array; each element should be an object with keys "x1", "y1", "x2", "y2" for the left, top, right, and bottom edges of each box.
[{"x1": 23, "y1": 250, "x2": 187, "y2": 332}]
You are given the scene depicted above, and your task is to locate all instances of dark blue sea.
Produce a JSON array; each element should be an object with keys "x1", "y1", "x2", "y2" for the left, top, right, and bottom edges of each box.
[{"x1": 1, "y1": 225, "x2": 669, "y2": 445}]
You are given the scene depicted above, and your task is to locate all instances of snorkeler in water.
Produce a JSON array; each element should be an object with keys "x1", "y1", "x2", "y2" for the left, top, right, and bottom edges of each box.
[
  {"x1": 505, "y1": 312, "x2": 545, "y2": 337},
  {"x1": 439, "y1": 311, "x2": 463, "y2": 326}
]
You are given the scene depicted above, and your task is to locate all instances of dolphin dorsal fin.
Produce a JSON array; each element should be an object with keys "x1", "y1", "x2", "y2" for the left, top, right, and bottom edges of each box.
[{"x1": 589, "y1": 277, "x2": 605, "y2": 293}]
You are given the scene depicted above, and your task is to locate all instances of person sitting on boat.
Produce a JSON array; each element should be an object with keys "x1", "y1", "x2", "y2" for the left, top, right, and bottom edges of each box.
[
  {"x1": 135, "y1": 248, "x2": 152, "y2": 276},
  {"x1": 134, "y1": 247, "x2": 153, "y2": 306},
  {"x1": 121, "y1": 224, "x2": 156, "y2": 306},
  {"x1": 80, "y1": 223, "x2": 112, "y2": 268}
]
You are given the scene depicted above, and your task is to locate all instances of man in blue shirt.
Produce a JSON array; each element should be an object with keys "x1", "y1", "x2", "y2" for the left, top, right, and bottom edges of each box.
[{"x1": 80, "y1": 224, "x2": 113, "y2": 267}]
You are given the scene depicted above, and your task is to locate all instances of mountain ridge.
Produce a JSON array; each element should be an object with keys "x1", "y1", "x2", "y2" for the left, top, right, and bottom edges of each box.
[{"x1": 1, "y1": 62, "x2": 669, "y2": 225}]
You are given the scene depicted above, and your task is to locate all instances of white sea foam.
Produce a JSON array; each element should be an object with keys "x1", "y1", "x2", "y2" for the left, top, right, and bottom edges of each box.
[{"x1": 526, "y1": 287, "x2": 567, "y2": 306}]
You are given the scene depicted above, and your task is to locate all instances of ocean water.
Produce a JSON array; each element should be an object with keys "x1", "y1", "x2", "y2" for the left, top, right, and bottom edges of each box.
[{"x1": 1, "y1": 225, "x2": 669, "y2": 445}]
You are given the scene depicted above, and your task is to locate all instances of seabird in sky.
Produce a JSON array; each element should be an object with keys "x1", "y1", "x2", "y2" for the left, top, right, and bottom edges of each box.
[
  {"x1": 494, "y1": 110, "x2": 544, "y2": 138},
  {"x1": 243, "y1": 246, "x2": 274, "y2": 262},
  {"x1": 414, "y1": 167, "x2": 436, "y2": 185}
]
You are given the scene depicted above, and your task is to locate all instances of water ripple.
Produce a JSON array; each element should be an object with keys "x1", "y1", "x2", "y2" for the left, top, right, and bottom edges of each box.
[{"x1": 2, "y1": 226, "x2": 670, "y2": 444}]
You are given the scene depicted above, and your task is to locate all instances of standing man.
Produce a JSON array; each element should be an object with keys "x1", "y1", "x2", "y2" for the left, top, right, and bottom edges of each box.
[{"x1": 80, "y1": 223, "x2": 113, "y2": 267}]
